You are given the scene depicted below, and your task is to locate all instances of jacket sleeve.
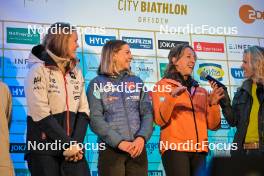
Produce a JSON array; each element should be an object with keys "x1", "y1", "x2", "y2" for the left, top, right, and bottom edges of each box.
[
  {"x1": 219, "y1": 89, "x2": 239, "y2": 127},
  {"x1": 206, "y1": 91, "x2": 221, "y2": 130},
  {"x1": 87, "y1": 79, "x2": 123, "y2": 148},
  {"x1": 25, "y1": 65, "x2": 73, "y2": 144},
  {"x1": 152, "y1": 82, "x2": 189, "y2": 127},
  {"x1": 135, "y1": 84, "x2": 153, "y2": 142},
  {"x1": 72, "y1": 73, "x2": 90, "y2": 143},
  {"x1": 3, "y1": 83, "x2": 12, "y2": 127}
]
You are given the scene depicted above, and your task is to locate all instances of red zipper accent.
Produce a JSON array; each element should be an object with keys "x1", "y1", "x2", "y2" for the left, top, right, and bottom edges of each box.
[{"x1": 63, "y1": 74, "x2": 70, "y2": 136}]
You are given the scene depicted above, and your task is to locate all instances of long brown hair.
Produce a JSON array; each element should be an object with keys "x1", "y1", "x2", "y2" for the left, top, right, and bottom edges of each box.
[{"x1": 42, "y1": 22, "x2": 76, "y2": 58}]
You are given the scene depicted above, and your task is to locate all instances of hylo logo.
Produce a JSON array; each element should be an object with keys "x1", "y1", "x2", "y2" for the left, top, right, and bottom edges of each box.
[
  {"x1": 9, "y1": 86, "x2": 25, "y2": 97},
  {"x1": 231, "y1": 68, "x2": 244, "y2": 79},
  {"x1": 85, "y1": 35, "x2": 116, "y2": 46},
  {"x1": 239, "y1": 5, "x2": 264, "y2": 24}
]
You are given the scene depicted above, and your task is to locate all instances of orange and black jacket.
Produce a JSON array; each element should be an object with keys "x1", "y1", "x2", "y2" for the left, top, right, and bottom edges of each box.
[{"x1": 152, "y1": 77, "x2": 221, "y2": 154}]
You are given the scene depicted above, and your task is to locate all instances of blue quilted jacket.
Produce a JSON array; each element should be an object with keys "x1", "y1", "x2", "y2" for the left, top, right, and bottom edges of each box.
[{"x1": 87, "y1": 71, "x2": 153, "y2": 147}]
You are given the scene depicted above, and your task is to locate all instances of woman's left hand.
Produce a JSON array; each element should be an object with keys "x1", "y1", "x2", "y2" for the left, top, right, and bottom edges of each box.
[
  {"x1": 208, "y1": 81, "x2": 225, "y2": 106},
  {"x1": 130, "y1": 137, "x2": 145, "y2": 158}
]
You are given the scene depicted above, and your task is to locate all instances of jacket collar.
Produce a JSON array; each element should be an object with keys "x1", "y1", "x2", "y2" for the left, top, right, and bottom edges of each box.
[
  {"x1": 44, "y1": 49, "x2": 77, "y2": 72},
  {"x1": 241, "y1": 79, "x2": 253, "y2": 96}
]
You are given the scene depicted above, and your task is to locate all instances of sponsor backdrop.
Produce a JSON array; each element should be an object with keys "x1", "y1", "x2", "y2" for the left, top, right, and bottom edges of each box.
[{"x1": 1, "y1": 0, "x2": 264, "y2": 175}]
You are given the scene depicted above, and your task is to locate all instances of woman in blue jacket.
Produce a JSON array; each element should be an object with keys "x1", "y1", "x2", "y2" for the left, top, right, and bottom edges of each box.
[{"x1": 87, "y1": 40, "x2": 153, "y2": 176}]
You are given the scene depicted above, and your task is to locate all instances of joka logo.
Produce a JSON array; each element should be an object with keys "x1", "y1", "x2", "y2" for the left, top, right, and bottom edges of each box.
[
  {"x1": 239, "y1": 5, "x2": 264, "y2": 24},
  {"x1": 197, "y1": 63, "x2": 224, "y2": 81},
  {"x1": 158, "y1": 40, "x2": 189, "y2": 50},
  {"x1": 231, "y1": 68, "x2": 244, "y2": 79},
  {"x1": 148, "y1": 170, "x2": 163, "y2": 176},
  {"x1": 10, "y1": 143, "x2": 26, "y2": 153},
  {"x1": 194, "y1": 42, "x2": 224, "y2": 53},
  {"x1": 122, "y1": 37, "x2": 153, "y2": 49},
  {"x1": 6, "y1": 27, "x2": 40, "y2": 45},
  {"x1": 85, "y1": 35, "x2": 116, "y2": 46},
  {"x1": 9, "y1": 86, "x2": 25, "y2": 97}
]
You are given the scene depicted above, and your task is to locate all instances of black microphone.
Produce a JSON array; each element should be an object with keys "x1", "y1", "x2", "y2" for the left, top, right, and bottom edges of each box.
[{"x1": 200, "y1": 71, "x2": 227, "y2": 90}]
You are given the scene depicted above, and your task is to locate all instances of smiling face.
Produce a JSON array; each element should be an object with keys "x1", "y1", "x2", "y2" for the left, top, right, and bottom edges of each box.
[
  {"x1": 241, "y1": 53, "x2": 254, "y2": 79},
  {"x1": 67, "y1": 31, "x2": 79, "y2": 59},
  {"x1": 113, "y1": 44, "x2": 132, "y2": 72},
  {"x1": 174, "y1": 47, "x2": 196, "y2": 79}
]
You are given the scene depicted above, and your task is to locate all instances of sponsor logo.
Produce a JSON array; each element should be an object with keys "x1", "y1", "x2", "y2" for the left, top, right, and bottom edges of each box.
[
  {"x1": 231, "y1": 68, "x2": 244, "y2": 79},
  {"x1": 34, "y1": 76, "x2": 41, "y2": 84},
  {"x1": 10, "y1": 143, "x2": 26, "y2": 153},
  {"x1": 9, "y1": 86, "x2": 25, "y2": 97},
  {"x1": 148, "y1": 170, "x2": 163, "y2": 176},
  {"x1": 194, "y1": 42, "x2": 224, "y2": 53},
  {"x1": 146, "y1": 142, "x2": 159, "y2": 154},
  {"x1": 85, "y1": 35, "x2": 116, "y2": 46},
  {"x1": 6, "y1": 27, "x2": 40, "y2": 44},
  {"x1": 135, "y1": 66, "x2": 154, "y2": 73},
  {"x1": 221, "y1": 118, "x2": 230, "y2": 129},
  {"x1": 5, "y1": 57, "x2": 28, "y2": 72},
  {"x1": 228, "y1": 43, "x2": 253, "y2": 54},
  {"x1": 158, "y1": 40, "x2": 189, "y2": 50},
  {"x1": 197, "y1": 63, "x2": 224, "y2": 81},
  {"x1": 239, "y1": 5, "x2": 264, "y2": 24},
  {"x1": 122, "y1": 36, "x2": 153, "y2": 49},
  {"x1": 69, "y1": 72, "x2": 76, "y2": 79},
  {"x1": 118, "y1": 0, "x2": 187, "y2": 16}
]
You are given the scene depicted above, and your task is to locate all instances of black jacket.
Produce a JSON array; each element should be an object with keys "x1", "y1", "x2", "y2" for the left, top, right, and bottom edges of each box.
[{"x1": 220, "y1": 79, "x2": 264, "y2": 155}]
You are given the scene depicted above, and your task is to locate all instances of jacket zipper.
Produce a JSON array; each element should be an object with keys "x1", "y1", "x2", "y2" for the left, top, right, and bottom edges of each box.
[
  {"x1": 63, "y1": 73, "x2": 70, "y2": 136},
  {"x1": 121, "y1": 91, "x2": 134, "y2": 140},
  {"x1": 188, "y1": 87, "x2": 199, "y2": 151}
]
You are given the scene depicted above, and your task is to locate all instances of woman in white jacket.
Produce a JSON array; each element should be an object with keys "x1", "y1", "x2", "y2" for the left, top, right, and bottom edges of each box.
[{"x1": 25, "y1": 22, "x2": 90, "y2": 176}]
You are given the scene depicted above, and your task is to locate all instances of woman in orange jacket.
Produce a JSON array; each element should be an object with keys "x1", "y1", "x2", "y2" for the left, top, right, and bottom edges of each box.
[{"x1": 152, "y1": 44, "x2": 224, "y2": 176}]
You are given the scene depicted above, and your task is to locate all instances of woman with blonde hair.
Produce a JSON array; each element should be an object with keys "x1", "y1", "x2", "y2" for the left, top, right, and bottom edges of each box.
[
  {"x1": 25, "y1": 22, "x2": 90, "y2": 176},
  {"x1": 87, "y1": 40, "x2": 153, "y2": 176},
  {"x1": 221, "y1": 45, "x2": 264, "y2": 156}
]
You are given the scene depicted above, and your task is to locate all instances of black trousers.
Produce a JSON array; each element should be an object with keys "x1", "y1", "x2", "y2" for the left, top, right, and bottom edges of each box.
[
  {"x1": 27, "y1": 154, "x2": 90, "y2": 176},
  {"x1": 162, "y1": 150, "x2": 206, "y2": 176},
  {"x1": 98, "y1": 146, "x2": 148, "y2": 176}
]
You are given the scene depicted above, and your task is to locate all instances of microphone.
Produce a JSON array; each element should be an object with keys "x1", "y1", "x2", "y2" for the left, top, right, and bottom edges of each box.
[{"x1": 200, "y1": 71, "x2": 227, "y2": 90}]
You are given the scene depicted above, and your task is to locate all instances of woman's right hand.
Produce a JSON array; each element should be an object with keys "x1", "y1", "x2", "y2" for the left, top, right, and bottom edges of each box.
[{"x1": 170, "y1": 86, "x2": 187, "y2": 97}]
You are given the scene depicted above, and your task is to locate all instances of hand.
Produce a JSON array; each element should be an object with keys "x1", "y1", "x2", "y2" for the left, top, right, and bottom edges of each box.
[
  {"x1": 63, "y1": 144, "x2": 82, "y2": 158},
  {"x1": 170, "y1": 86, "x2": 187, "y2": 97},
  {"x1": 208, "y1": 81, "x2": 225, "y2": 106},
  {"x1": 130, "y1": 137, "x2": 145, "y2": 158},
  {"x1": 118, "y1": 141, "x2": 134, "y2": 153},
  {"x1": 65, "y1": 150, "x2": 83, "y2": 162}
]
